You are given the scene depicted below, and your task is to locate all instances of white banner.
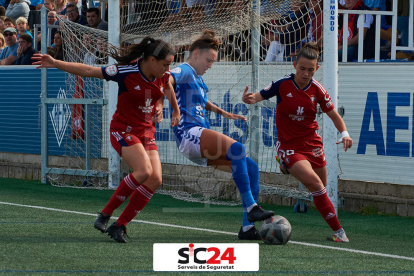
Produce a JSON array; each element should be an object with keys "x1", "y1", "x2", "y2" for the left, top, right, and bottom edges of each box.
[{"x1": 153, "y1": 243, "x2": 259, "y2": 271}]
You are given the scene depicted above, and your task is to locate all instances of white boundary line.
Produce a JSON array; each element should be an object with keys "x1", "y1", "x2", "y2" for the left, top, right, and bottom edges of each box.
[{"x1": 1, "y1": 201, "x2": 414, "y2": 262}]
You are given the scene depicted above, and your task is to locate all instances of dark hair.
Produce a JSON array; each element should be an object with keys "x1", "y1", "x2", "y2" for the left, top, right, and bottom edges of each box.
[
  {"x1": 4, "y1": 17, "x2": 15, "y2": 25},
  {"x1": 0, "y1": 6, "x2": 6, "y2": 17},
  {"x1": 66, "y1": 4, "x2": 78, "y2": 11},
  {"x1": 52, "y1": 31, "x2": 64, "y2": 60},
  {"x1": 109, "y1": 36, "x2": 174, "y2": 65},
  {"x1": 19, "y1": 33, "x2": 32, "y2": 44},
  {"x1": 296, "y1": 42, "x2": 320, "y2": 63},
  {"x1": 189, "y1": 29, "x2": 221, "y2": 53},
  {"x1": 86, "y1": 7, "x2": 100, "y2": 16}
]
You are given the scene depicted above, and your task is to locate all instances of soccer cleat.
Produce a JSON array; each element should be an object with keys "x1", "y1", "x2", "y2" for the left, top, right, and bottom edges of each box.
[
  {"x1": 106, "y1": 222, "x2": 128, "y2": 243},
  {"x1": 275, "y1": 156, "x2": 290, "y2": 174},
  {"x1": 238, "y1": 226, "x2": 262, "y2": 240},
  {"x1": 247, "y1": 205, "x2": 275, "y2": 223},
  {"x1": 94, "y1": 212, "x2": 111, "y2": 233},
  {"x1": 329, "y1": 229, "x2": 349, "y2": 243}
]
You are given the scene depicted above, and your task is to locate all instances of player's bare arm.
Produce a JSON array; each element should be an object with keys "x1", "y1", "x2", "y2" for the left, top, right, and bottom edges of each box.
[
  {"x1": 32, "y1": 53, "x2": 104, "y2": 79},
  {"x1": 242, "y1": 85, "x2": 265, "y2": 104},
  {"x1": 164, "y1": 81, "x2": 181, "y2": 126},
  {"x1": 206, "y1": 100, "x2": 247, "y2": 121},
  {"x1": 152, "y1": 97, "x2": 164, "y2": 123},
  {"x1": 326, "y1": 109, "x2": 353, "y2": 151}
]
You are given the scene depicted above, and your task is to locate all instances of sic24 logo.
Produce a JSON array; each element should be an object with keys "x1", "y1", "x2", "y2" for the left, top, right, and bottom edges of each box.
[{"x1": 153, "y1": 243, "x2": 259, "y2": 271}]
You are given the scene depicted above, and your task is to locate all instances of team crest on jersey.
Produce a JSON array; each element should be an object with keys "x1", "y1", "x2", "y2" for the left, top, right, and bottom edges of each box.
[
  {"x1": 125, "y1": 134, "x2": 132, "y2": 141},
  {"x1": 105, "y1": 65, "x2": 118, "y2": 76},
  {"x1": 264, "y1": 82, "x2": 272, "y2": 90},
  {"x1": 310, "y1": 95, "x2": 316, "y2": 103},
  {"x1": 171, "y1": 67, "x2": 181, "y2": 74},
  {"x1": 326, "y1": 101, "x2": 333, "y2": 108}
]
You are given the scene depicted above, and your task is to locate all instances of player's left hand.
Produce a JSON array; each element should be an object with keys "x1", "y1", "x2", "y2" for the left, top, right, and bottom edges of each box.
[
  {"x1": 152, "y1": 107, "x2": 163, "y2": 123},
  {"x1": 223, "y1": 112, "x2": 247, "y2": 121},
  {"x1": 171, "y1": 111, "x2": 180, "y2": 127},
  {"x1": 336, "y1": 136, "x2": 353, "y2": 152}
]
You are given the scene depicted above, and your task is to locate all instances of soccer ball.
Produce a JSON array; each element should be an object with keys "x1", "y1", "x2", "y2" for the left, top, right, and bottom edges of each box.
[{"x1": 259, "y1": 215, "x2": 291, "y2": 245}]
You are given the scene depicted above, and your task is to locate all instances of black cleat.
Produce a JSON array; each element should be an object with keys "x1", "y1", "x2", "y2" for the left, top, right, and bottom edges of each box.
[
  {"x1": 106, "y1": 222, "x2": 128, "y2": 243},
  {"x1": 94, "y1": 212, "x2": 111, "y2": 233},
  {"x1": 247, "y1": 205, "x2": 275, "y2": 223},
  {"x1": 238, "y1": 226, "x2": 262, "y2": 240}
]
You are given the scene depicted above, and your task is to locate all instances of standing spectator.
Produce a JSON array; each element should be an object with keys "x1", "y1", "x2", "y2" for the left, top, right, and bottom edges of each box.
[
  {"x1": 0, "y1": 33, "x2": 5, "y2": 55},
  {"x1": 15, "y1": 32, "x2": 37, "y2": 64},
  {"x1": 30, "y1": 0, "x2": 43, "y2": 10},
  {"x1": 54, "y1": 0, "x2": 66, "y2": 14},
  {"x1": 338, "y1": 0, "x2": 375, "y2": 61},
  {"x1": 4, "y1": 17, "x2": 16, "y2": 28},
  {"x1": 5, "y1": 0, "x2": 31, "y2": 20},
  {"x1": 0, "y1": 27, "x2": 18, "y2": 64},
  {"x1": 16, "y1": 16, "x2": 32, "y2": 39},
  {"x1": 42, "y1": 0, "x2": 55, "y2": 11},
  {"x1": 66, "y1": 3, "x2": 86, "y2": 25},
  {"x1": 86, "y1": 7, "x2": 107, "y2": 31},
  {"x1": 0, "y1": 16, "x2": 6, "y2": 33}
]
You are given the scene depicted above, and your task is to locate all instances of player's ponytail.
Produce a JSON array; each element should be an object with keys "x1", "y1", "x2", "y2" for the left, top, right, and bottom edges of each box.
[
  {"x1": 296, "y1": 42, "x2": 320, "y2": 63},
  {"x1": 109, "y1": 36, "x2": 174, "y2": 65},
  {"x1": 189, "y1": 29, "x2": 221, "y2": 53}
]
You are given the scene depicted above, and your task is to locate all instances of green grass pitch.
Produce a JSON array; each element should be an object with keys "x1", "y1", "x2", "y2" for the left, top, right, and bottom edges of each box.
[{"x1": 0, "y1": 178, "x2": 413, "y2": 275}]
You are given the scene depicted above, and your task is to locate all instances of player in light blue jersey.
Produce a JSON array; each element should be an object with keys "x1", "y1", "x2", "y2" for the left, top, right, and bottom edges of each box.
[{"x1": 167, "y1": 30, "x2": 275, "y2": 240}]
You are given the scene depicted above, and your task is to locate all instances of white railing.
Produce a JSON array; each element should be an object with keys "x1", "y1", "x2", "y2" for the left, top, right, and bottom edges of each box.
[{"x1": 339, "y1": 0, "x2": 414, "y2": 62}]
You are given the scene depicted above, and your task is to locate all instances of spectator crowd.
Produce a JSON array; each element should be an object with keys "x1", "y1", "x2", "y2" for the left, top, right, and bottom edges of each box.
[{"x1": 0, "y1": 0, "x2": 413, "y2": 65}]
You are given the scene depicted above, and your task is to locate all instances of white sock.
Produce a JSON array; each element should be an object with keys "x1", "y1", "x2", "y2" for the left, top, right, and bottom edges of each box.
[
  {"x1": 242, "y1": 225, "x2": 254, "y2": 232},
  {"x1": 246, "y1": 203, "x2": 257, "y2": 213}
]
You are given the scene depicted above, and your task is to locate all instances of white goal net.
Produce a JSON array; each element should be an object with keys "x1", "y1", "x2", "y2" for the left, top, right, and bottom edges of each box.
[{"x1": 49, "y1": 0, "x2": 326, "y2": 205}]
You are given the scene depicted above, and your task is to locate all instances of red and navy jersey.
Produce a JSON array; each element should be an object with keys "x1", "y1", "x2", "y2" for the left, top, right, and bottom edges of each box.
[
  {"x1": 260, "y1": 73, "x2": 334, "y2": 142},
  {"x1": 101, "y1": 58, "x2": 169, "y2": 135}
]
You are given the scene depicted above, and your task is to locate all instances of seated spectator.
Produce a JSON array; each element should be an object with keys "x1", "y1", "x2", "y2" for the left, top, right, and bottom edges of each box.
[
  {"x1": 338, "y1": 0, "x2": 375, "y2": 61},
  {"x1": 54, "y1": 0, "x2": 67, "y2": 15},
  {"x1": 0, "y1": 6, "x2": 6, "y2": 16},
  {"x1": 5, "y1": 0, "x2": 31, "y2": 20},
  {"x1": 0, "y1": 27, "x2": 18, "y2": 64},
  {"x1": 86, "y1": 7, "x2": 107, "y2": 31},
  {"x1": 16, "y1": 16, "x2": 32, "y2": 39},
  {"x1": 0, "y1": 16, "x2": 6, "y2": 33},
  {"x1": 0, "y1": 33, "x2": 5, "y2": 55},
  {"x1": 4, "y1": 17, "x2": 16, "y2": 29},
  {"x1": 15, "y1": 32, "x2": 37, "y2": 64},
  {"x1": 47, "y1": 30, "x2": 62, "y2": 60},
  {"x1": 66, "y1": 3, "x2": 86, "y2": 25},
  {"x1": 42, "y1": 0, "x2": 55, "y2": 11}
]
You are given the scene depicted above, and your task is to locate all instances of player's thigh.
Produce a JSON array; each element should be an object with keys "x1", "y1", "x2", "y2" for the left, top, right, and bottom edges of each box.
[
  {"x1": 207, "y1": 159, "x2": 232, "y2": 173},
  {"x1": 121, "y1": 143, "x2": 153, "y2": 181},
  {"x1": 199, "y1": 129, "x2": 236, "y2": 160},
  {"x1": 142, "y1": 150, "x2": 162, "y2": 191},
  {"x1": 288, "y1": 160, "x2": 324, "y2": 192}
]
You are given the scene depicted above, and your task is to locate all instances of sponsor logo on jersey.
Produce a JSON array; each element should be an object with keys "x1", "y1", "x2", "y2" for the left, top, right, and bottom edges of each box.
[
  {"x1": 139, "y1": 98, "x2": 154, "y2": 113},
  {"x1": 287, "y1": 92, "x2": 293, "y2": 97},
  {"x1": 195, "y1": 105, "x2": 204, "y2": 117},
  {"x1": 171, "y1": 67, "x2": 181, "y2": 74},
  {"x1": 289, "y1": 106, "x2": 305, "y2": 121},
  {"x1": 134, "y1": 85, "x2": 141, "y2": 90},
  {"x1": 105, "y1": 65, "x2": 118, "y2": 76}
]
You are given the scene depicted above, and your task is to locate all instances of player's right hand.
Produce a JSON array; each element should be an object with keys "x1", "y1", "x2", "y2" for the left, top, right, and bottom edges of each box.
[
  {"x1": 242, "y1": 85, "x2": 256, "y2": 104},
  {"x1": 32, "y1": 54, "x2": 56, "y2": 69},
  {"x1": 171, "y1": 111, "x2": 180, "y2": 127}
]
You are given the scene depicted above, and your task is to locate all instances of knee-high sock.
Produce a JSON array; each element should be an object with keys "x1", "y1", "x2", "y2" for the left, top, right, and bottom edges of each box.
[
  {"x1": 312, "y1": 188, "x2": 341, "y2": 231},
  {"x1": 102, "y1": 173, "x2": 139, "y2": 216},
  {"x1": 242, "y1": 157, "x2": 260, "y2": 226},
  {"x1": 226, "y1": 142, "x2": 255, "y2": 210},
  {"x1": 117, "y1": 184, "x2": 154, "y2": 226}
]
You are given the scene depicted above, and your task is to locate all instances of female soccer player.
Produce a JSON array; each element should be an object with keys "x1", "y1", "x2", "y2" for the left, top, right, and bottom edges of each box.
[
  {"x1": 33, "y1": 37, "x2": 180, "y2": 243},
  {"x1": 242, "y1": 42, "x2": 353, "y2": 243},
  {"x1": 166, "y1": 30, "x2": 275, "y2": 240}
]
